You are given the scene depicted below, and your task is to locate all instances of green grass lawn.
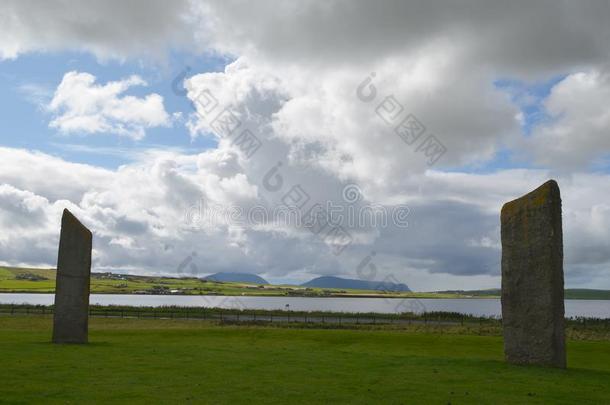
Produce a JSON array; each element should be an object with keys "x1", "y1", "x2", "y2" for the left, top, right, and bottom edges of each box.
[{"x1": 1, "y1": 316, "x2": 609, "y2": 404}]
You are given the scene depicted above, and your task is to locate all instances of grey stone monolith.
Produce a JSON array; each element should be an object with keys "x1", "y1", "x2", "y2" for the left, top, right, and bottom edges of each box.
[
  {"x1": 501, "y1": 180, "x2": 566, "y2": 368},
  {"x1": 52, "y1": 209, "x2": 92, "y2": 344}
]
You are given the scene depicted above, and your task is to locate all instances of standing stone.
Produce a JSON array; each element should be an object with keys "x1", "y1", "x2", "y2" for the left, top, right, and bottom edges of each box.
[
  {"x1": 501, "y1": 180, "x2": 566, "y2": 368},
  {"x1": 52, "y1": 209, "x2": 92, "y2": 344}
]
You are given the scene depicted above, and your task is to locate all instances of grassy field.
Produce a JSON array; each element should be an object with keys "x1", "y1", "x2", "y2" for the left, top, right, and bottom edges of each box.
[{"x1": 0, "y1": 316, "x2": 609, "y2": 404}]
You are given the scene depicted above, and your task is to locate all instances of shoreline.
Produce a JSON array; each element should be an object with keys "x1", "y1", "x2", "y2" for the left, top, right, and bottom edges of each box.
[{"x1": 1, "y1": 291, "x2": 609, "y2": 300}]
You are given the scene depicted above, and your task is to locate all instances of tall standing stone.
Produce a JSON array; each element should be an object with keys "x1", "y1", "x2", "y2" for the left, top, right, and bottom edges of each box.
[
  {"x1": 52, "y1": 209, "x2": 92, "y2": 344},
  {"x1": 501, "y1": 180, "x2": 566, "y2": 368}
]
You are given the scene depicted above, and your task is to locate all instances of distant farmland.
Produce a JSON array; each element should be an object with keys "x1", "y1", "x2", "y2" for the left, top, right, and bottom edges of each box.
[{"x1": 1, "y1": 267, "x2": 609, "y2": 299}]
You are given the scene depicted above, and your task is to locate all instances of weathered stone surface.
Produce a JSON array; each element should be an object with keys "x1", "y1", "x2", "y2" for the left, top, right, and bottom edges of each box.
[
  {"x1": 52, "y1": 209, "x2": 92, "y2": 344},
  {"x1": 501, "y1": 180, "x2": 566, "y2": 368}
]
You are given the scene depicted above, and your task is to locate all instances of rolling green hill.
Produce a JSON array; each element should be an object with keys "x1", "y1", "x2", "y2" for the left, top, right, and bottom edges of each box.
[
  {"x1": 0, "y1": 267, "x2": 445, "y2": 298},
  {"x1": 1, "y1": 267, "x2": 609, "y2": 299},
  {"x1": 301, "y1": 275, "x2": 410, "y2": 292}
]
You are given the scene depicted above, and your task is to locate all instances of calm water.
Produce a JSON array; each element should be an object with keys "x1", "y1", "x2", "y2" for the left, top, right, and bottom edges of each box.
[{"x1": 0, "y1": 294, "x2": 609, "y2": 318}]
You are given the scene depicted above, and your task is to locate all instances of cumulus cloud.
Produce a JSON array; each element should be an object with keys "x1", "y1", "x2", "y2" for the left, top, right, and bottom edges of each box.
[
  {"x1": 1, "y1": 147, "x2": 609, "y2": 290},
  {"x1": 2, "y1": 0, "x2": 610, "y2": 289},
  {"x1": 178, "y1": 55, "x2": 610, "y2": 288},
  {"x1": 48, "y1": 71, "x2": 170, "y2": 139},
  {"x1": 525, "y1": 70, "x2": 610, "y2": 169},
  {"x1": 185, "y1": 57, "x2": 517, "y2": 204},
  {"x1": 191, "y1": 0, "x2": 610, "y2": 173},
  {"x1": 0, "y1": 147, "x2": 113, "y2": 202}
]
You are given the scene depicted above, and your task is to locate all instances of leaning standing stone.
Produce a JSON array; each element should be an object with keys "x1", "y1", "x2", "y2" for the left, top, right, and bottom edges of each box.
[
  {"x1": 52, "y1": 209, "x2": 92, "y2": 344},
  {"x1": 501, "y1": 180, "x2": 566, "y2": 368}
]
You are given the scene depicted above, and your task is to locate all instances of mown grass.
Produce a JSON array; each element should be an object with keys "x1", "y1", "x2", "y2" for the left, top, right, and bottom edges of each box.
[{"x1": 0, "y1": 315, "x2": 609, "y2": 404}]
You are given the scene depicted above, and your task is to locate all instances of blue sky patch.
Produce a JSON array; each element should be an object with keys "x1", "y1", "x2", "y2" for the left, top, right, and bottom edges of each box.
[
  {"x1": 494, "y1": 75, "x2": 566, "y2": 136},
  {"x1": 0, "y1": 51, "x2": 231, "y2": 168}
]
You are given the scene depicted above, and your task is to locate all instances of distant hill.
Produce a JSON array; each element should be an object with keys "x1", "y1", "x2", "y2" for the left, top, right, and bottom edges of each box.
[
  {"x1": 302, "y1": 276, "x2": 411, "y2": 292},
  {"x1": 564, "y1": 289, "x2": 610, "y2": 300},
  {"x1": 203, "y1": 272, "x2": 268, "y2": 285},
  {"x1": 3, "y1": 266, "x2": 609, "y2": 299}
]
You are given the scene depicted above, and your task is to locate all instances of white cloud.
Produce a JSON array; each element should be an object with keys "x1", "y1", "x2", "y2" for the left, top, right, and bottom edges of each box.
[
  {"x1": 0, "y1": 147, "x2": 113, "y2": 202},
  {"x1": 48, "y1": 71, "x2": 170, "y2": 139},
  {"x1": 185, "y1": 55, "x2": 516, "y2": 207},
  {"x1": 2, "y1": 0, "x2": 610, "y2": 289},
  {"x1": 0, "y1": 147, "x2": 609, "y2": 289},
  {"x1": 525, "y1": 70, "x2": 610, "y2": 169}
]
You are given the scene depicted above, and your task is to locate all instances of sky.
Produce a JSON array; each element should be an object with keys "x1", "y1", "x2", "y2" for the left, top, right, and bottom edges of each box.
[{"x1": 0, "y1": 0, "x2": 609, "y2": 291}]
